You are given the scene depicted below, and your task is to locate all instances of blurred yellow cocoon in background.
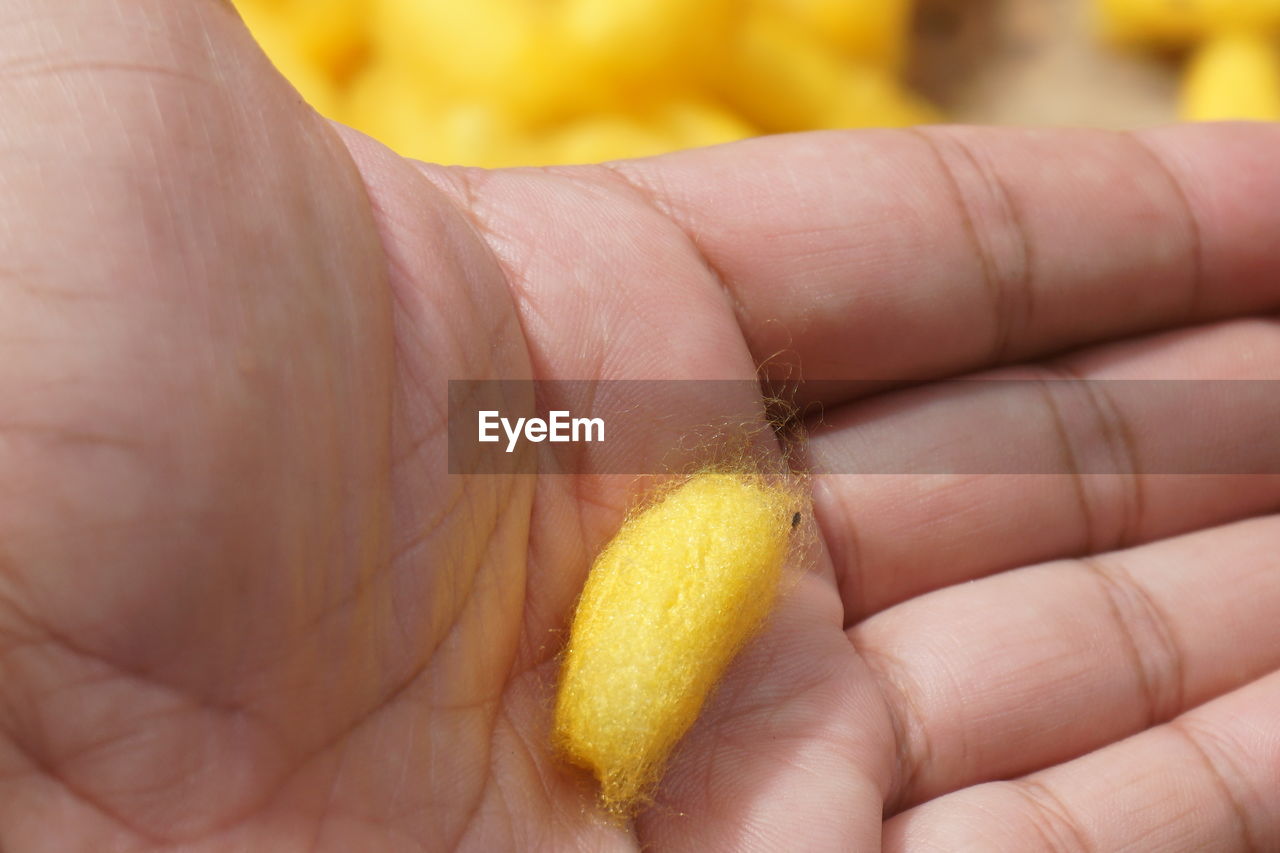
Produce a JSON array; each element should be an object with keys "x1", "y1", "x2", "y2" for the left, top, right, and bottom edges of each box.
[
  {"x1": 236, "y1": 0, "x2": 1280, "y2": 166},
  {"x1": 1099, "y1": 0, "x2": 1280, "y2": 47},
  {"x1": 232, "y1": 0, "x2": 931, "y2": 167},
  {"x1": 1096, "y1": 0, "x2": 1280, "y2": 120},
  {"x1": 234, "y1": 0, "x2": 345, "y2": 119},
  {"x1": 1182, "y1": 33, "x2": 1280, "y2": 119},
  {"x1": 718, "y1": 9, "x2": 936, "y2": 133},
  {"x1": 770, "y1": 0, "x2": 914, "y2": 69}
]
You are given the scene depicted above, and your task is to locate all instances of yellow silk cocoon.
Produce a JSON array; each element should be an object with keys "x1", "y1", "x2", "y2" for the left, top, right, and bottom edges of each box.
[{"x1": 555, "y1": 471, "x2": 803, "y2": 814}]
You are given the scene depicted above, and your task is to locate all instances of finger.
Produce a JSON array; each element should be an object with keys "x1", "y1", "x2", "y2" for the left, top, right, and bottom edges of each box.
[
  {"x1": 850, "y1": 513, "x2": 1280, "y2": 811},
  {"x1": 808, "y1": 317, "x2": 1280, "y2": 618},
  {"x1": 883, "y1": 668, "x2": 1280, "y2": 852},
  {"x1": 608, "y1": 123, "x2": 1280, "y2": 401}
]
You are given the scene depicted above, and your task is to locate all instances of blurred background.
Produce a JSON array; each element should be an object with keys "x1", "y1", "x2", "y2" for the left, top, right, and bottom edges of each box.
[{"x1": 231, "y1": 0, "x2": 1280, "y2": 167}]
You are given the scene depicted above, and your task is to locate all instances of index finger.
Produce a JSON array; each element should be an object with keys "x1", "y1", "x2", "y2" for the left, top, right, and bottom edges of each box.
[{"x1": 608, "y1": 123, "x2": 1280, "y2": 402}]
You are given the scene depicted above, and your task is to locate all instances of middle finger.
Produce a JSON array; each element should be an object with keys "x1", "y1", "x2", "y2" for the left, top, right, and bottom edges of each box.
[{"x1": 807, "y1": 317, "x2": 1280, "y2": 620}]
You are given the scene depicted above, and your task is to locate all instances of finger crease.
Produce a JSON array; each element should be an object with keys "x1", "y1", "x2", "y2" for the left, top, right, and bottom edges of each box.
[
  {"x1": 1009, "y1": 778, "x2": 1093, "y2": 853},
  {"x1": 1079, "y1": 555, "x2": 1186, "y2": 728},
  {"x1": 1127, "y1": 133, "x2": 1207, "y2": 322},
  {"x1": 852, "y1": 643, "x2": 932, "y2": 814},
  {"x1": 1038, "y1": 362, "x2": 1146, "y2": 553},
  {"x1": 908, "y1": 128, "x2": 1035, "y2": 365},
  {"x1": 1168, "y1": 717, "x2": 1260, "y2": 852}
]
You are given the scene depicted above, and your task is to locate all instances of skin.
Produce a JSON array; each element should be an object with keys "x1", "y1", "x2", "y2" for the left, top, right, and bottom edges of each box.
[{"x1": 1, "y1": 1, "x2": 1279, "y2": 850}]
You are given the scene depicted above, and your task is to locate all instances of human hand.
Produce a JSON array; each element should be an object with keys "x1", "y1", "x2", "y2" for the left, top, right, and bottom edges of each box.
[{"x1": 2, "y1": 2, "x2": 1278, "y2": 850}]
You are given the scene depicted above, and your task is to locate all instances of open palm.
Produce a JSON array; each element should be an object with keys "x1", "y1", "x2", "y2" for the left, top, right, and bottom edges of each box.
[{"x1": 3, "y1": 3, "x2": 1279, "y2": 851}]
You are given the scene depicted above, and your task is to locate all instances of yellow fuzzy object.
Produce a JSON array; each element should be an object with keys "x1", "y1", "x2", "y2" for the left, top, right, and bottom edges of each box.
[
  {"x1": 1181, "y1": 32, "x2": 1280, "y2": 119},
  {"x1": 555, "y1": 471, "x2": 805, "y2": 814}
]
